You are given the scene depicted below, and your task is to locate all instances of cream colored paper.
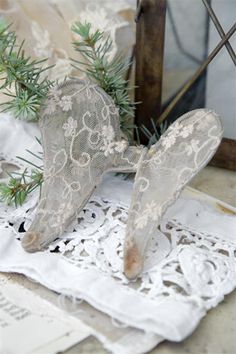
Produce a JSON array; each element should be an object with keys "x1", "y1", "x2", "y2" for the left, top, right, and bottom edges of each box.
[{"x1": 0, "y1": 279, "x2": 91, "y2": 354}]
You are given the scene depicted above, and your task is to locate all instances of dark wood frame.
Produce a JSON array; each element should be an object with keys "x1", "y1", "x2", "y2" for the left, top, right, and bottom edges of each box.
[
  {"x1": 210, "y1": 138, "x2": 236, "y2": 171},
  {"x1": 135, "y1": 0, "x2": 166, "y2": 144},
  {"x1": 134, "y1": 0, "x2": 236, "y2": 169}
]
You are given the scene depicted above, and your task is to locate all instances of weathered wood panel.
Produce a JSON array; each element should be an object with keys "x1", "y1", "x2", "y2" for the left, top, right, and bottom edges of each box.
[
  {"x1": 210, "y1": 138, "x2": 236, "y2": 171},
  {"x1": 135, "y1": 0, "x2": 167, "y2": 144}
]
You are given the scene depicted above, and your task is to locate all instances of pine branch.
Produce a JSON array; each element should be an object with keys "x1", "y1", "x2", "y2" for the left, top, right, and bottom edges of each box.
[
  {"x1": 0, "y1": 138, "x2": 43, "y2": 207},
  {"x1": 71, "y1": 21, "x2": 135, "y2": 138},
  {"x1": 140, "y1": 119, "x2": 169, "y2": 147},
  {"x1": 0, "y1": 20, "x2": 54, "y2": 121},
  {"x1": 0, "y1": 168, "x2": 43, "y2": 207}
]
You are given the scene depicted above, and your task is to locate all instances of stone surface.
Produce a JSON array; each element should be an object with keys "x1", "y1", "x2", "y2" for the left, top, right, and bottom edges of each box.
[{"x1": 190, "y1": 166, "x2": 236, "y2": 207}]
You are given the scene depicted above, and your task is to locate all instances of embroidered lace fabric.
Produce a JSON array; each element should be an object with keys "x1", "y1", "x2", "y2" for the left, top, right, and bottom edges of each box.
[
  {"x1": 0, "y1": 115, "x2": 236, "y2": 351},
  {"x1": 124, "y1": 109, "x2": 222, "y2": 278},
  {"x1": 21, "y1": 78, "x2": 142, "y2": 253}
]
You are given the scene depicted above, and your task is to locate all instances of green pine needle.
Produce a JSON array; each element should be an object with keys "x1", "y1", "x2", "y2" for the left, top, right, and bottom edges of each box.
[
  {"x1": 71, "y1": 21, "x2": 135, "y2": 137},
  {"x1": 0, "y1": 138, "x2": 43, "y2": 207},
  {"x1": 0, "y1": 168, "x2": 43, "y2": 207},
  {"x1": 141, "y1": 119, "x2": 169, "y2": 147},
  {"x1": 0, "y1": 20, "x2": 54, "y2": 121}
]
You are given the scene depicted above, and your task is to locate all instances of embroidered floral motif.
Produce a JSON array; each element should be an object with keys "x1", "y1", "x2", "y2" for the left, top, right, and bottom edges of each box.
[
  {"x1": 145, "y1": 200, "x2": 161, "y2": 219},
  {"x1": 114, "y1": 139, "x2": 128, "y2": 153},
  {"x1": 179, "y1": 124, "x2": 194, "y2": 138},
  {"x1": 134, "y1": 201, "x2": 161, "y2": 229},
  {"x1": 134, "y1": 213, "x2": 149, "y2": 229},
  {"x1": 62, "y1": 117, "x2": 77, "y2": 137},
  {"x1": 100, "y1": 126, "x2": 128, "y2": 156},
  {"x1": 168, "y1": 121, "x2": 182, "y2": 136},
  {"x1": 100, "y1": 125, "x2": 116, "y2": 156},
  {"x1": 162, "y1": 121, "x2": 194, "y2": 149},
  {"x1": 101, "y1": 125, "x2": 115, "y2": 141},
  {"x1": 161, "y1": 134, "x2": 176, "y2": 149},
  {"x1": 100, "y1": 140, "x2": 115, "y2": 157},
  {"x1": 59, "y1": 96, "x2": 73, "y2": 112},
  {"x1": 185, "y1": 139, "x2": 200, "y2": 156}
]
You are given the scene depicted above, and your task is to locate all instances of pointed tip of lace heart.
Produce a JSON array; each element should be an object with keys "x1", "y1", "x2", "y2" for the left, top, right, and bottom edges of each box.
[
  {"x1": 21, "y1": 231, "x2": 42, "y2": 253},
  {"x1": 124, "y1": 241, "x2": 143, "y2": 280}
]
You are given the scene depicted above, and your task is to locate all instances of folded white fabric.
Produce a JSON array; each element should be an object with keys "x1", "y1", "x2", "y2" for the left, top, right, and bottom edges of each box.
[{"x1": 0, "y1": 113, "x2": 236, "y2": 353}]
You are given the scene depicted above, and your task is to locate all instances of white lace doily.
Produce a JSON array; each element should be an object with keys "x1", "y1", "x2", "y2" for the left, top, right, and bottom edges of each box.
[{"x1": 0, "y1": 114, "x2": 236, "y2": 353}]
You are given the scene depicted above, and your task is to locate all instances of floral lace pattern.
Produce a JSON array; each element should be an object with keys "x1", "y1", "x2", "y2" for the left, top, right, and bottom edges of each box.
[
  {"x1": 21, "y1": 79, "x2": 142, "y2": 253},
  {"x1": 124, "y1": 109, "x2": 223, "y2": 278}
]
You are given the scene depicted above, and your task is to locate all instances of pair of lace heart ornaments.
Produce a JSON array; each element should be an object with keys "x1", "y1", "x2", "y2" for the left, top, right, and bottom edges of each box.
[{"x1": 21, "y1": 78, "x2": 223, "y2": 280}]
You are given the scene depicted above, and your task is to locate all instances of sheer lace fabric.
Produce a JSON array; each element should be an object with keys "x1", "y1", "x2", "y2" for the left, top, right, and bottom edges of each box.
[
  {"x1": 21, "y1": 79, "x2": 142, "y2": 252},
  {"x1": 124, "y1": 109, "x2": 223, "y2": 278}
]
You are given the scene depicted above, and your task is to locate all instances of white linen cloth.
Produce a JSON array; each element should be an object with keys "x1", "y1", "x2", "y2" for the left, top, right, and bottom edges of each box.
[{"x1": 0, "y1": 114, "x2": 236, "y2": 353}]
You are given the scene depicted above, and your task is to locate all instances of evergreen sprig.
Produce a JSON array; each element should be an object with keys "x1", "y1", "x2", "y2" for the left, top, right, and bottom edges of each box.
[
  {"x1": 0, "y1": 168, "x2": 43, "y2": 207},
  {"x1": 71, "y1": 21, "x2": 135, "y2": 138},
  {"x1": 0, "y1": 138, "x2": 43, "y2": 206},
  {"x1": 0, "y1": 22, "x2": 54, "y2": 121},
  {"x1": 141, "y1": 119, "x2": 169, "y2": 147}
]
